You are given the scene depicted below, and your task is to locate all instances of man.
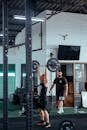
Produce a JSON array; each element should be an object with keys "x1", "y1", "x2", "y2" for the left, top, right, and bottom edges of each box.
[
  {"x1": 49, "y1": 70, "x2": 68, "y2": 114},
  {"x1": 36, "y1": 65, "x2": 51, "y2": 128}
]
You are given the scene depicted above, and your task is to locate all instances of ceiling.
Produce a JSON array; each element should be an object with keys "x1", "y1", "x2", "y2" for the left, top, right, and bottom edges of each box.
[{"x1": 0, "y1": 0, "x2": 87, "y2": 46}]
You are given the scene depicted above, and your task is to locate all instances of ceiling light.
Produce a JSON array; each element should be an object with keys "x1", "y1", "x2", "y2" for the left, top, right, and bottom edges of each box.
[
  {"x1": 0, "y1": 33, "x2": 3, "y2": 37},
  {"x1": 31, "y1": 17, "x2": 45, "y2": 22},
  {"x1": 14, "y1": 15, "x2": 26, "y2": 20},
  {"x1": 14, "y1": 15, "x2": 45, "y2": 22}
]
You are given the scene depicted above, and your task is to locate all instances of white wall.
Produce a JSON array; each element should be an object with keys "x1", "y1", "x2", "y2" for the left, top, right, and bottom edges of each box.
[{"x1": 46, "y1": 11, "x2": 87, "y2": 62}]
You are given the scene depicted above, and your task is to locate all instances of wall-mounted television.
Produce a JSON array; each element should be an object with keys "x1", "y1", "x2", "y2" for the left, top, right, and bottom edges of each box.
[{"x1": 58, "y1": 45, "x2": 80, "y2": 60}]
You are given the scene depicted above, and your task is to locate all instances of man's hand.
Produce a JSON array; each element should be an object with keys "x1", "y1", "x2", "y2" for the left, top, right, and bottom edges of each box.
[{"x1": 49, "y1": 90, "x2": 51, "y2": 93}]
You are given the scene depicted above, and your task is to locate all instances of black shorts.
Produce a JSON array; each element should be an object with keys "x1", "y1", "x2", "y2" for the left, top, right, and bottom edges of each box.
[
  {"x1": 36, "y1": 98, "x2": 47, "y2": 110},
  {"x1": 56, "y1": 91, "x2": 64, "y2": 101},
  {"x1": 40, "y1": 99, "x2": 47, "y2": 110}
]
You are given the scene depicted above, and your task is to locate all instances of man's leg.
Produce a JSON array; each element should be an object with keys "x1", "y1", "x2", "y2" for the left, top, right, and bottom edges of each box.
[
  {"x1": 37, "y1": 109, "x2": 45, "y2": 125},
  {"x1": 44, "y1": 110, "x2": 51, "y2": 128},
  {"x1": 58, "y1": 100, "x2": 64, "y2": 111},
  {"x1": 57, "y1": 100, "x2": 64, "y2": 114}
]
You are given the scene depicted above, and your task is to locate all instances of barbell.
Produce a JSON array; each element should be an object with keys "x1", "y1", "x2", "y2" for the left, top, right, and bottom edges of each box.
[{"x1": 32, "y1": 58, "x2": 60, "y2": 72}]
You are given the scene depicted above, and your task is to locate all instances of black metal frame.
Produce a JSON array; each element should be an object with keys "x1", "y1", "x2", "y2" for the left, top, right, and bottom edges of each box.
[
  {"x1": 25, "y1": 0, "x2": 33, "y2": 130},
  {"x1": 2, "y1": 0, "x2": 33, "y2": 130},
  {"x1": 2, "y1": 0, "x2": 8, "y2": 130}
]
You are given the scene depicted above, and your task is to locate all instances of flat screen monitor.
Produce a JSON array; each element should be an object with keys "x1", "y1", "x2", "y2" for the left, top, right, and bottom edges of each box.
[{"x1": 58, "y1": 45, "x2": 80, "y2": 60}]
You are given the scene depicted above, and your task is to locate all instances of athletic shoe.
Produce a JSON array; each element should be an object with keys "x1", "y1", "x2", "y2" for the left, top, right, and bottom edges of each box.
[
  {"x1": 44, "y1": 122, "x2": 51, "y2": 128},
  {"x1": 20, "y1": 111, "x2": 26, "y2": 116},
  {"x1": 57, "y1": 109, "x2": 64, "y2": 114}
]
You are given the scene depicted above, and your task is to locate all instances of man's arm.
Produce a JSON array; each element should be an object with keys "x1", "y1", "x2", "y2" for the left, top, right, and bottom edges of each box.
[
  {"x1": 49, "y1": 83, "x2": 55, "y2": 93},
  {"x1": 45, "y1": 65, "x2": 47, "y2": 77},
  {"x1": 37, "y1": 65, "x2": 41, "y2": 80},
  {"x1": 44, "y1": 66, "x2": 48, "y2": 84},
  {"x1": 64, "y1": 83, "x2": 68, "y2": 97}
]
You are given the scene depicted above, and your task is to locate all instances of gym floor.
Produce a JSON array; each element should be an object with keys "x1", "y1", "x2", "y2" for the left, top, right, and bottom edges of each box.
[
  {"x1": 0, "y1": 106, "x2": 87, "y2": 118},
  {"x1": 0, "y1": 101, "x2": 87, "y2": 129},
  {"x1": 0, "y1": 114, "x2": 87, "y2": 130}
]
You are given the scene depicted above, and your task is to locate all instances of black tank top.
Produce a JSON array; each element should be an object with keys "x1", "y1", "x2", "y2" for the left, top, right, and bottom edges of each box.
[{"x1": 40, "y1": 83, "x2": 47, "y2": 100}]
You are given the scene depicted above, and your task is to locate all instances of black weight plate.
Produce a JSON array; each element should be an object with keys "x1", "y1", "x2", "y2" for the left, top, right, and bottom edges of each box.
[
  {"x1": 59, "y1": 120, "x2": 75, "y2": 130},
  {"x1": 32, "y1": 60, "x2": 40, "y2": 72},
  {"x1": 47, "y1": 58, "x2": 59, "y2": 72}
]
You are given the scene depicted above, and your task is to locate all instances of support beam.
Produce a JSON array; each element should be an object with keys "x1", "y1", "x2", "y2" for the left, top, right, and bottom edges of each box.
[
  {"x1": 2, "y1": 0, "x2": 8, "y2": 130},
  {"x1": 25, "y1": 0, "x2": 33, "y2": 130}
]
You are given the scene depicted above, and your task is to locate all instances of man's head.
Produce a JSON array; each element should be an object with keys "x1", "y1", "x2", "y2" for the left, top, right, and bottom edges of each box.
[{"x1": 57, "y1": 70, "x2": 63, "y2": 78}]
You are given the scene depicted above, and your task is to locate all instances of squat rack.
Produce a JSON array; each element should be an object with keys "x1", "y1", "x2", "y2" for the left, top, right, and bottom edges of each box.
[{"x1": 2, "y1": 0, "x2": 33, "y2": 130}]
